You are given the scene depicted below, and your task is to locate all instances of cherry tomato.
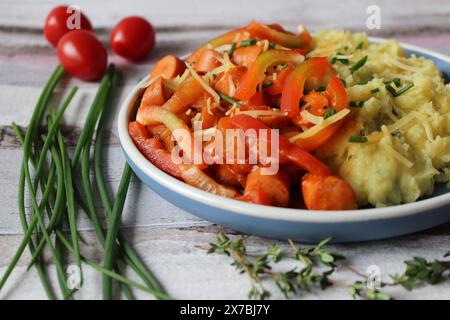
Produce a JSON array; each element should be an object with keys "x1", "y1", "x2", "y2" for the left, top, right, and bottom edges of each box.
[
  {"x1": 44, "y1": 6, "x2": 92, "y2": 47},
  {"x1": 110, "y1": 16, "x2": 155, "y2": 61},
  {"x1": 57, "y1": 30, "x2": 107, "y2": 81}
]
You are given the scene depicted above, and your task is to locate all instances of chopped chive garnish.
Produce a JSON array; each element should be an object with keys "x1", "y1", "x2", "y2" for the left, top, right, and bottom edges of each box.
[
  {"x1": 371, "y1": 88, "x2": 380, "y2": 94},
  {"x1": 314, "y1": 86, "x2": 326, "y2": 92},
  {"x1": 219, "y1": 92, "x2": 242, "y2": 106},
  {"x1": 356, "y1": 41, "x2": 364, "y2": 50},
  {"x1": 348, "y1": 136, "x2": 368, "y2": 143},
  {"x1": 240, "y1": 39, "x2": 257, "y2": 47},
  {"x1": 349, "y1": 55, "x2": 368, "y2": 73},
  {"x1": 269, "y1": 42, "x2": 276, "y2": 49},
  {"x1": 229, "y1": 42, "x2": 236, "y2": 56},
  {"x1": 393, "y1": 82, "x2": 414, "y2": 97},
  {"x1": 391, "y1": 130, "x2": 402, "y2": 138},
  {"x1": 358, "y1": 80, "x2": 369, "y2": 85},
  {"x1": 349, "y1": 101, "x2": 364, "y2": 108},
  {"x1": 330, "y1": 55, "x2": 349, "y2": 65},
  {"x1": 324, "y1": 108, "x2": 337, "y2": 119},
  {"x1": 340, "y1": 78, "x2": 347, "y2": 87},
  {"x1": 393, "y1": 78, "x2": 401, "y2": 87},
  {"x1": 385, "y1": 84, "x2": 397, "y2": 95},
  {"x1": 262, "y1": 81, "x2": 273, "y2": 89}
]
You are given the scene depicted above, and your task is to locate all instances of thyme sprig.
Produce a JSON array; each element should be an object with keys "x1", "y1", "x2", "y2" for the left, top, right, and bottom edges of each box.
[{"x1": 207, "y1": 232, "x2": 450, "y2": 300}]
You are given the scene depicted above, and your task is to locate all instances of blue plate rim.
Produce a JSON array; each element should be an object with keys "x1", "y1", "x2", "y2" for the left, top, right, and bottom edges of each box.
[{"x1": 117, "y1": 36, "x2": 450, "y2": 224}]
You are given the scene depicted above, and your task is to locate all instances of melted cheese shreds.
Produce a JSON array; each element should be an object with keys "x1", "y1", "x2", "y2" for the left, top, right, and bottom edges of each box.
[
  {"x1": 289, "y1": 108, "x2": 351, "y2": 141},
  {"x1": 139, "y1": 75, "x2": 161, "y2": 89},
  {"x1": 206, "y1": 97, "x2": 214, "y2": 115},
  {"x1": 300, "y1": 110, "x2": 324, "y2": 125},
  {"x1": 236, "y1": 110, "x2": 288, "y2": 118},
  {"x1": 386, "y1": 55, "x2": 423, "y2": 73},
  {"x1": 186, "y1": 63, "x2": 221, "y2": 106},
  {"x1": 383, "y1": 144, "x2": 414, "y2": 168},
  {"x1": 214, "y1": 44, "x2": 232, "y2": 52},
  {"x1": 228, "y1": 76, "x2": 236, "y2": 97},
  {"x1": 225, "y1": 103, "x2": 239, "y2": 116},
  {"x1": 388, "y1": 111, "x2": 433, "y2": 141},
  {"x1": 257, "y1": 39, "x2": 270, "y2": 52}
]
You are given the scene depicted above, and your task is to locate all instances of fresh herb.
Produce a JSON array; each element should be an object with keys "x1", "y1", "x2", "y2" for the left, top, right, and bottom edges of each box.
[
  {"x1": 262, "y1": 81, "x2": 273, "y2": 89},
  {"x1": 371, "y1": 88, "x2": 380, "y2": 94},
  {"x1": 356, "y1": 41, "x2": 364, "y2": 50},
  {"x1": 350, "y1": 101, "x2": 364, "y2": 108},
  {"x1": 358, "y1": 80, "x2": 369, "y2": 85},
  {"x1": 386, "y1": 82, "x2": 414, "y2": 97},
  {"x1": 330, "y1": 53, "x2": 349, "y2": 65},
  {"x1": 393, "y1": 77, "x2": 401, "y2": 87},
  {"x1": 208, "y1": 232, "x2": 450, "y2": 300},
  {"x1": 220, "y1": 92, "x2": 242, "y2": 106},
  {"x1": 229, "y1": 42, "x2": 237, "y2": 56},
  {"x1": 393, "y1": 83, "x2": 414, "y2": 97},
  {"x1": 340, "y1": 77, "x2": 347, "y2": 87},
  {"x1": 324, "y1": 108, "x2": 337, "y2": 119},
  {"x1": 0, "y1": 66, "x2": 169, "y2": 300},
  {"x1": 348, "y1": 135, "x2": 368, "y2": 143},
  {"x1": 349, "y1": 55, "x2": 368, "y2": 73},
  {"x1": 240, "y1": 39, "x2": 257, "y2": 47},
  {"x1": 268, "y1": 42, "x2": 277, "y2": 49},
  {"x1": 314, "y1": 86, "x2": 326, "y2": 92},
  {"x1": 391, "y1": 130, "x2": 402, "y2": 138}
]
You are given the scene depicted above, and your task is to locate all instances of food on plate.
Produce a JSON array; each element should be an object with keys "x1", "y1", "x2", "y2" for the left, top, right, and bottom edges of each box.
[
  {"x1": 129, "y1": 21, "x2": 450, "y2": 210},
  {"x1": 110, "y1": 16, "x2": 156, "y2": 60}
]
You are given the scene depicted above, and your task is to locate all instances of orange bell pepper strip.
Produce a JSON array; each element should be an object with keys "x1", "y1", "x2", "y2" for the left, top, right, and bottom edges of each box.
[
  {"x1": 235, "y1": 105, "x2": 290, "y2": 128},
  {"x1": 293, "y1": 91, "x2": 329, "y2": 128},
  {"x1": 281, "y1": 57, "x2": 336, "y2": 119},
  {"x1": 292, "y1": 75, "x2": 349, "y2": 151},
  {"x1": 140, "y1": 77, "x2": 166, "y2": 107},
  {"x1": 213, "y1": 164, "x2": 247, "y2": 188},
  {"x1": 161, "y1": 76, "x2": 204, "y2": 114},
  {"x1": 187, "y1": 27, "x2": 246, "y2": 64},
  {"x1": 243, "y1": 167, "x2": 291, "y2": 207},
  {"x1": 236, "y1": 189, "x2": 271, "y2": 206},
  {"x1": 151, "y1": 55, "x2": 186, "y2": 79},
  {"x1": 266, "y1": 64, "x2": 294, "y2": 96},
  {"x1": 246, "y1": 21, "x2": 312, "y2": 50},
  {"x1": 214, "y1": 66, "x2": 247, "y2": 96},
  {"x1": 234, "y1": 49, "x2": 305, "y2": 101},
  {"x1": 128, "y1": 121, "x2": 182, "y2": 179},
  {"x1": 229, "y1": 114, "x2": 331, "y2": 176},
  {"x1": 194, "y1": 49, "x2": 222, "y2": 73},
  {"x1": 232, "y1": 45, "x2": 264, "y2": 68},
  {"x1": 302, "y1": 173, "x2": 357, "y2": 210},
  {"x1": 136, "y1": 106, "x2": 204, "y2": 166}
]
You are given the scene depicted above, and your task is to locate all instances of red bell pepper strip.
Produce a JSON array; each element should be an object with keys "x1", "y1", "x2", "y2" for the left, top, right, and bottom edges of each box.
[
  {"x1": 281, "y1": 57, "x2": 336, "y2": 119},
  {"x1": 292, "y1": 75, "x2": 349, "y2": 151},
  {"x1": 187, "y1": 27, "x2": 246, "y2": 65},
  {"x1": 128, "y1": 121, "x2": 182, "y2": 179},
  {"x1": 234, "y1": 49, "x2": 305, "y2": 101},
  {"x1": 246, "y1": 21, "x2": 312, "y2": 50},
  {"x1": 266, "y1": 64, "x2": 294, "y2": 95},
  {"x1": 229, "y1": 114, "x2": 331, "y2": 176}
]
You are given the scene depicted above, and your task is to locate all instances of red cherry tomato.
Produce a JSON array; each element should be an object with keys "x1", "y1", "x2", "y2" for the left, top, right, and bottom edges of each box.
[
  {"x1": 57, "y1": 30, "x2": 107, "y2": 81},
  {"x1": 110, "y1": 16, "x2": 155, "y2": 61},
  {"x1": 44, "y1": 6, "x2": 92, "y2": 47}
]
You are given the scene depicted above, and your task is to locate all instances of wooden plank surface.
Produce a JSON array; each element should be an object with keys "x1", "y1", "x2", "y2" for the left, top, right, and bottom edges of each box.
[{"x1": 0, "y1": 0, "x2": 449, "y2": 300}]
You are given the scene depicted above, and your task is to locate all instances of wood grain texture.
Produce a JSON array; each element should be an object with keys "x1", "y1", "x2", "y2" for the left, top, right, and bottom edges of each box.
[{"x1": 0, "y1": 0, "x2": 449, "y2": 300}]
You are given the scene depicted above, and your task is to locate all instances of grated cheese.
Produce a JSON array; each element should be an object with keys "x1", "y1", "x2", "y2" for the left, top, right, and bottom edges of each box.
[
  {"x1": 186, "y1": 62, "x2": 221, "y2": 106},
  {"x1": 236, "y1": 110, "x2": 288, "y2": 118},
  {"x1": 289, "y1": 108, "x2": 351, "y2": 141},
  {"x1": 386, "y1": 54, "x2": 423, "y2": 73},
  {"x1": 139, "y1": 75, "x2": 161, "y2": 89},
  {"x1": 300, "y1": 110, "x2": 324, "y2": 125},
  {"x1": 206, "y1": 97, "x2": 214, "y2": 116},
  {"x1": 225, "y1": 103, "x2": 239, "y2": 116},
  {"x1": 228, "y1": 75, "x2": 236, "y2": 97}
]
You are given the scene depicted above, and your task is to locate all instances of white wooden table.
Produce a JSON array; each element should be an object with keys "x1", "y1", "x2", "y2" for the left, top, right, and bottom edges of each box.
[{"x1": 1, "y1": 0, "x2": 450, "y2": 300}]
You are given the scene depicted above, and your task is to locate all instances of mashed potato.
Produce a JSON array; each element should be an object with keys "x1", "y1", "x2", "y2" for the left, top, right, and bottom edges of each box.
[{"x1": 310, "y1": 30, "x2": 450, "y2": 207}]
